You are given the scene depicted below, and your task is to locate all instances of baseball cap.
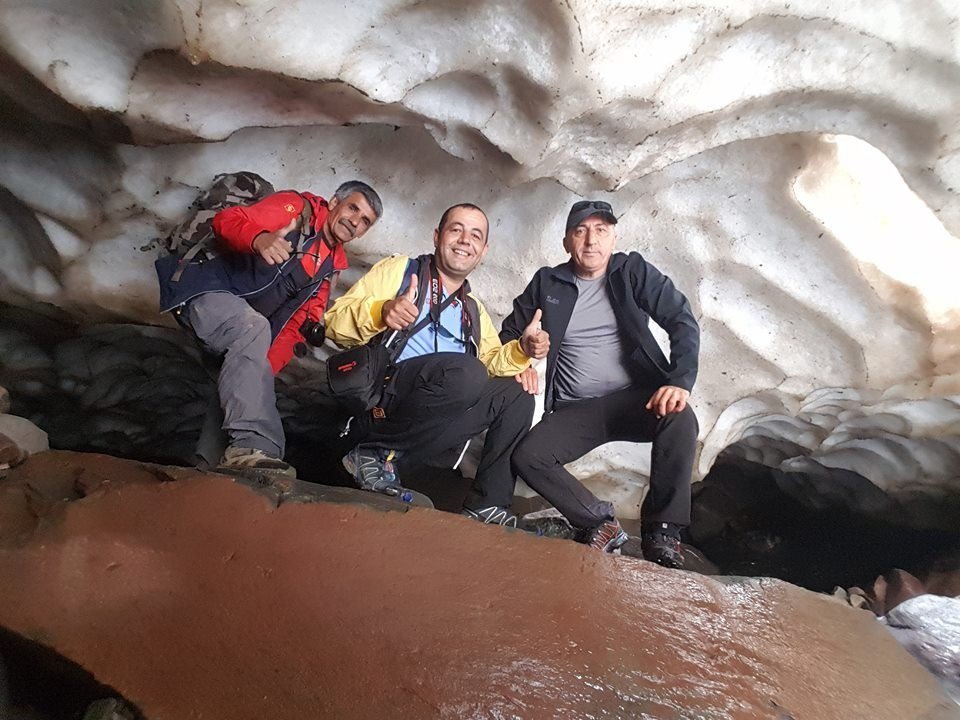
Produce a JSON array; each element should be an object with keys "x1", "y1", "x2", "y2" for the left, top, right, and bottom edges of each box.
[{"x1": 566, "y1": 200, "x2": 617, "y2": 231}]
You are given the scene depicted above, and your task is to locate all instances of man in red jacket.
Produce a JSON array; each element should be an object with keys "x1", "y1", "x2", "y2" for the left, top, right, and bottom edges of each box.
[{"x1": 156, "y1": 180, "x2": 383, "y2": 476}]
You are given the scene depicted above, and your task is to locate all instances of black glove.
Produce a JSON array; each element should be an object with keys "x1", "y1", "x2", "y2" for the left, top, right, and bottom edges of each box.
[{"x1": 299, "y1": 319, "x2": 326, "y2": 347}]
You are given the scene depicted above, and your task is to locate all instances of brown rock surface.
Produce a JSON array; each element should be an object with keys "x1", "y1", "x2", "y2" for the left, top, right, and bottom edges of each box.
[{"x1": 0, "y1": 452, "x2": 956, "y2": 720}]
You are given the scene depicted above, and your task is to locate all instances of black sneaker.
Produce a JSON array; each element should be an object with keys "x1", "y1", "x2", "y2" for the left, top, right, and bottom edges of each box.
[
  {"x1": 342, "y1": 446, "x2": 402, "y2": 496},
  {"x1": 462, "y1": 506, "x2": 518, "y2": 528},
  {"x1": 577, "y1": 518, "x2": 629, "y2": 553},
  {"x1": 641, "y1": 522, "x2": 685, "y2": 569}
]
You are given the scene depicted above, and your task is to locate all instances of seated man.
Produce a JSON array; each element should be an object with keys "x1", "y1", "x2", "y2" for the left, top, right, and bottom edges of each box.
[
  {"x1": 156, "y1": 181, "x2": 383, "y2": 476},
  {"x1": 502, "y1": 200, "x2": 700, "y2": 567},
  {"x1": 324, "y1": 203, "x2": 546, "y2": 525}
]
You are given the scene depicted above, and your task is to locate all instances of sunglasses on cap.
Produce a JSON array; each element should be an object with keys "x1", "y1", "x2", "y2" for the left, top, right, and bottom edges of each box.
[
  {"x1": 566, "y1": 200, "x2": 617, "y2": 230},
  {"x1": 570, "y1": 200, "x2": 613, "y2": 213}
]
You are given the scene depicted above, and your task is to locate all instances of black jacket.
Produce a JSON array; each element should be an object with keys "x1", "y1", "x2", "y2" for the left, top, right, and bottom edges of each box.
[{"x1": 500, "y1": 252, "x2": 700, "y2": 412}]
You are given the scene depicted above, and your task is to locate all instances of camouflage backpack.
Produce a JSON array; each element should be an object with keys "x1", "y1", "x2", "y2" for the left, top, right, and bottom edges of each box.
[{"x1": 164, "y1": 171, "x2": 275, "y2": 281}]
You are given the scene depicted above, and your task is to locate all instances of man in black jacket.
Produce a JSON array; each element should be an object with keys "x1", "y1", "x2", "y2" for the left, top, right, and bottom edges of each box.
[{"x1": 501, "y1": 200, "x2": 700, "y2": 567}]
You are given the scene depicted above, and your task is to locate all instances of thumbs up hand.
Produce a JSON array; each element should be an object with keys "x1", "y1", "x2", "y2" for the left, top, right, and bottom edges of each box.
[
  {"x1": 253, "y1": 218, "x2": 298, "y2": 265},
  {"x1": 520, "y1": 308, "x2": 550, "y2": 359},
  {"x1": 382, "y1": 274, "x2": 420, "y2": 330}
]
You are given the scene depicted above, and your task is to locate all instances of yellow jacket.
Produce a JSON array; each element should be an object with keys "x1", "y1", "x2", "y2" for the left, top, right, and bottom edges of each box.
[{"x1": 325, "y1": 254, "x2": 530, "y2": 378}]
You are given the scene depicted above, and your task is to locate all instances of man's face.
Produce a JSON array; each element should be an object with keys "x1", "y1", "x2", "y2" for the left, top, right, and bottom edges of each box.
[
  {"x1": 324, "y1": 192, "x2": 377, "y2": 246},
  {"x1": 564, "y1": 215, "x2": 616, "y2": 278},
  {"x1": 433, "y1": 206, "x2": 489, "y2": 280}
]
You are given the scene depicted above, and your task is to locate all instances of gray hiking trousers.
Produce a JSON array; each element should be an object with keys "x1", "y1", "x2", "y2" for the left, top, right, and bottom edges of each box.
[{"x1": 184, "y1": 292, "x2": 285, "y2": 460}]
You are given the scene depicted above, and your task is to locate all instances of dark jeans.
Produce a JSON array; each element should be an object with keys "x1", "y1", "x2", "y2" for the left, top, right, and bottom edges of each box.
[
  {"x1": 348, "y1": 353, "x2": 535, "y2": 509},
  {"x1": 511, "y1": 385, "x2": 698, "y2": 530}
]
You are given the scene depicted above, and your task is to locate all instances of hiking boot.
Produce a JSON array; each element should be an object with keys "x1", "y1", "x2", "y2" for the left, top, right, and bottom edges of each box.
[
  {"x1": 218, "y1": 447, "x2": 295, "y2": 477},
  {"x1": 577, "y1": 518, "x2": 629, "y2": 553},
  {"x1": 641, "y1": 522, "x2": 685, "y2": 569},
  {"x1": 342, "y1": 446, "x2": 403, "y2": 496},
  {"x1": 462, "y1": 505, "x2": 518, "y2": 528}
]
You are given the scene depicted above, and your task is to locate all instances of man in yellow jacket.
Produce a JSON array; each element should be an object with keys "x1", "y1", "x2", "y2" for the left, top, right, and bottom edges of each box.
[{"x1": 325, "y1": 203, "x2": 548, "y2": 526}]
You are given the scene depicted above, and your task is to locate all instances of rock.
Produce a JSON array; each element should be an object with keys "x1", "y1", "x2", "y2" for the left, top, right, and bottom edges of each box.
[
  {"x1": 83, "y1": 698, "x2": 135, "y2": 720},
  {"x1": 879, "y1": 569, "x2": 929, "y2": 614},
  {"x1": 0, "y1": 432, "x2": 27, "y2": 471},
  {"x1": 0, "y1": 386, "x2": 9, "y2": 414},
  {"x1": 0, "y1": 415, "x2": 47, "y2": 455},
  {"x1": 0, "y1": 451, "x2": 955, "y2": 719}
]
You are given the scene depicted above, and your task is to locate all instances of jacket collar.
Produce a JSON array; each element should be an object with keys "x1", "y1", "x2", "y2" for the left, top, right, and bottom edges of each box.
[
  {"x1": 302, "y1": 195, "x2": 349, "y2": 271},
  {"x1": 330, "y1": 238, "x2": 349, "y2": 271}
]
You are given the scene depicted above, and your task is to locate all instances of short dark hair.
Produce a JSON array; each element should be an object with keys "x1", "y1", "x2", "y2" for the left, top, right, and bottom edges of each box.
[
  {"x1": 437, "y1": 203, "x2": 489, "y2": 239},
  {"x1": 334, "y1": 180, "x2": 383, "y2": 220}
]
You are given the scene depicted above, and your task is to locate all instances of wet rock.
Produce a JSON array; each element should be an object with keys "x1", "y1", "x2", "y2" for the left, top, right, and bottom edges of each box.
[
  {"x1": 0, "y1": 433, "x2": 27, "y2": 470},
  {"x1": 0, "y1": 451, "x2": 954, "y2": 720}
]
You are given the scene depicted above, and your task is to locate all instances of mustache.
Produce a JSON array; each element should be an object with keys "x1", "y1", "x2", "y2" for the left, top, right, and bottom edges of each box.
[{"x1": 338, "y1": 219, "x2": 356, "y2": 238}]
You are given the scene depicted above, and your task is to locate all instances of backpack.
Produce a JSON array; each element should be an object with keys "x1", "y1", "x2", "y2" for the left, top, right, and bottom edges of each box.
[{"x1": 162, "y1": 171, "x2": 276, "y2": 280}]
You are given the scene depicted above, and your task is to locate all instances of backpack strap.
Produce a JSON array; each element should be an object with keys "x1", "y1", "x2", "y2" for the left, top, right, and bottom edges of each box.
[
  {"x1": 170, "y1": 242, "x2": 207, "y2": 283},
  {"x1": 293, "y1": 191, "x2": 313, "y2": 249},
  {"x1": 383, "y1": 255, "x2": 430, "y2": 361},
  {"x1": 384, "y1": 254, "x2": 480, "y2": 359},
  {"x1": 462, "y1": 295, "x2": 481, "y2": 357}
]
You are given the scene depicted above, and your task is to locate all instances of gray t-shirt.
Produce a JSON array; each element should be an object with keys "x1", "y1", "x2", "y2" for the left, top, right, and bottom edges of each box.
[{"x1": 553, "y1": 274, "x2": 635, "y2": 402}]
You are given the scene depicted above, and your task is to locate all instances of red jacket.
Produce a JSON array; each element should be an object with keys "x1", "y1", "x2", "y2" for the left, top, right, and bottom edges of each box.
[{"x1": 212, "y1": 191, "x2": 348, "y2": 373}]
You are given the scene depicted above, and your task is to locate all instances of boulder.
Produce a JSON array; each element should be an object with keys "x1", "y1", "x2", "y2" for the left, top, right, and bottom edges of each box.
[{"x1": 0, "y1": 451, "x2": 954, "y2": 720}]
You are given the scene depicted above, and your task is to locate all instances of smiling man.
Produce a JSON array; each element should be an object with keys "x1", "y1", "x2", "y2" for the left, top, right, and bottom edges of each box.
[
  {"x1": 156, "y1": 181, "x2": 382, "y2": 477},
  {"x1": 325, "y1": 203, "x2": 543, "y2": 525},
  {"x1": 501, "y1": 200, "x2": 700, "y2": 567}
]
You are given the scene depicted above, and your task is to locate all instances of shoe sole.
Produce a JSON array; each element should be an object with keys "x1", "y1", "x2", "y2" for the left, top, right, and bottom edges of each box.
[{"x1": 211, "y1": 466, "x2": 296, "y2": 481}]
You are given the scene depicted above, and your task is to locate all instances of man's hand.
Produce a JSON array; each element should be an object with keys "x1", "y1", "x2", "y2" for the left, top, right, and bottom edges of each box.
[
  {"x1": 514, "y1": 366, "x2": 539, "y2": 395},
  {"x1": 645, "y1": 385, "x2": 690, "y2": 418},
  {"x1": 520, "y1": 308, "x2": 550, "y2": 359},
  {"x1": 252, "y1": 218, "x2": 298, "y2": 265},
  {"x1": 382, "y1": 274, "x2": 419, "y2": 331}
]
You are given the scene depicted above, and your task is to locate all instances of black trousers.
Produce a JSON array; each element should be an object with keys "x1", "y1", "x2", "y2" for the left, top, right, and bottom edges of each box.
[
  {"x1": 349, "y1": 353, "x2": 535, "y2": 509},
  {"x1": 511, "y1": 385, "x2": 698, "y2": 530}
]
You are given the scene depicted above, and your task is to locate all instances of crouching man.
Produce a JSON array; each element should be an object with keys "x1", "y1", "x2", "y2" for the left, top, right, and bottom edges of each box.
[
  {"x1": 502, "y1": 200, "x2": 700, "y2": 566},
  {"x1": 325, "y1": 203, "x2": 545, "y2": 525},
  {"x1": 156, "y1": 181, "x2": 383, "y2": 476}
]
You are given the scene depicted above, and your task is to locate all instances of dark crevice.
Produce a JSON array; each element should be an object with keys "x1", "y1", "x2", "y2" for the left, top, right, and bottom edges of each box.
[
  {"x1": 0, "y1": 625, "x2": 142, "y2": 719},
  {"x1": 690, "y1": 455, "x2": 960, "y2": 592}
]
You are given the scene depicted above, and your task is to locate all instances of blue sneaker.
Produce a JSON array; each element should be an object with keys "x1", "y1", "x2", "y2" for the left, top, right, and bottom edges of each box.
[{"x1": 342, "y1": 446, "x2": 402, "y2": 496}]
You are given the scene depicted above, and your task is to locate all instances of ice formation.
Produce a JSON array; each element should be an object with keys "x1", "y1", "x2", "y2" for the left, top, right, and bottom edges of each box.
[{"x1": 0, "y1": 1, "x2": 958, "y2": 519}]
